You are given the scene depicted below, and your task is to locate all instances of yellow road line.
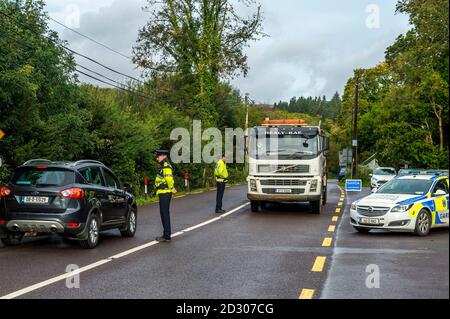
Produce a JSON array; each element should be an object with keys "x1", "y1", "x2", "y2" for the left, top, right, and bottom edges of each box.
[
  {"x1": 332, "y1": 216, "x2": 339, "y2": 222},
  {"x1": 335, "y1": 208, "x2": 341, "y2": 213},
  {"x1": 338, "y1": 201, "x2": 343, "y2": 206},
  {"x1": 299, "y1": 289, "x2": 315, "y2": 299},
  {"x1": 322, "y1": 237, "x2": 333, "y2": 247},
  {"x1": 328, "y1": 225, "x2": 336, "y2": 232},
  {"x1": 312, "y1": 256, "x2": 327, "y2": 272}
]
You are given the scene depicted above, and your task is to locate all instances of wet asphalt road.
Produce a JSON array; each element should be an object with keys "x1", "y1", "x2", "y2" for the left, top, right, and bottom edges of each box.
[{"x1": 0, "y1": 181, "x2": 448, "y2": 299}]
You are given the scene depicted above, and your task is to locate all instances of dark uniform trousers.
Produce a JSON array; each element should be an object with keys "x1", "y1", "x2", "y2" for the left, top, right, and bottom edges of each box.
[
  {"x1": 216, "y1": 182, "x2": 226, "y2": 212},
  {"x1": 159, "y1": 193, "x2": 172, "y2": 239}
]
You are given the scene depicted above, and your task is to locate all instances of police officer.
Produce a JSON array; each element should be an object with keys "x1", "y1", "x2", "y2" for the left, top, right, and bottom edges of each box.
[
  {"x1": 154, "y1": 150, "x2": 175, "y2": 242},
  {"x1": 215, "y1": 154, "x2": 229, "y2": 214}
]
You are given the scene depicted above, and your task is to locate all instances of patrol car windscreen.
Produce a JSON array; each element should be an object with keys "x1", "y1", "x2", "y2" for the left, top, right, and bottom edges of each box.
[
  {"x1": 377, "y1": 179, "x2": 433, "y2": 195},
  {"x1": 373, "y1": 168, "x2": 396, "y2": 175},
  {"x1": 11, "y1": 167, "x2": 75, "y2": 187},
  {"x1": 249, "y1": 127, "x2": 319, "y2": 160}
]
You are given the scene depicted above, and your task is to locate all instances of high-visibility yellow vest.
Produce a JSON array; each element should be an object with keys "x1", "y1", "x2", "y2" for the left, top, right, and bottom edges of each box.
[
  {"x1": 155, "y1": 160, "x2": 175, "y2": 195},
  {"x1": 214, "y1": 160, "x2": 229, "y2": 182}
]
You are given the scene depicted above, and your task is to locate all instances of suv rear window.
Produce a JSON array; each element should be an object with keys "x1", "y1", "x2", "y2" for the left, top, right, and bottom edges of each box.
[{"x1": 11, "y1": 167, "x2": 75, "y2": 187}]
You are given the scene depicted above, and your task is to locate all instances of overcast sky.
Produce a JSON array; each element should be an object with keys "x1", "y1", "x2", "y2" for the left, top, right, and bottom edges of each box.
[{"x1": 45, "y1": 0, "x2": 411, "y2": 104}]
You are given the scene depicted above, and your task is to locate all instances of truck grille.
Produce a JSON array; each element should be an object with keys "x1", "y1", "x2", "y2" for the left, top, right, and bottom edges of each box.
[
  {"x1": 357, "y1": 206, "x2": 390, "y2": 217},
  {"x1": 258, "y1": 165, "x2": 310, "y2": 174},
  {"x1": 262, "y1": 188, "x2": 305, "y2": 195},
  {"x1": 260, "y1": 180, "x2": 307, "y2": 186}
]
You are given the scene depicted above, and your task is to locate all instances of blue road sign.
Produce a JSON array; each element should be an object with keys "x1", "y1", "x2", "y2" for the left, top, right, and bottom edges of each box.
[{"x1": 345, "y1": 179, "x2": 362, "y2": 192}]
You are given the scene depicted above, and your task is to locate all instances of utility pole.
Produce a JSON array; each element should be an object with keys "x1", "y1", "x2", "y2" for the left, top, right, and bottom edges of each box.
[
  {"x1": 244, "y1": 94, "x2": 249, "y2": 171},
  {"x1": 351, "y1": 71, "x2": 360, "y2": 179}
]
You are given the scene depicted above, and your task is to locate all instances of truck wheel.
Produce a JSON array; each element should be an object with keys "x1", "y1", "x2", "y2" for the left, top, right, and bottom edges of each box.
[
  {"x1": 310, "y1": 200, "x2": 322, "y2": 215},
  {"x1": 322, "y1": 185, "x2": 327, "y2": 206},
  {"x1": 1, "y1": 233, "x2": 23, "y2": 247},
  {"x1": 260, "y1": 201, "x2": 267, "y2": 209},
  {"x1": 250, "y1": 201, "x2": 260, "y2": 212}
]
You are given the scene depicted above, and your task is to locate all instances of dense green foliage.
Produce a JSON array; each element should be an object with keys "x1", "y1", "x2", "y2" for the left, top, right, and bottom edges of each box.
[
  {"x1": 274, "y1": 92, "x2": 342, "y2": 120},
  {"x1": 0, "y1": 0, "x2": 447, "y2": 194},
  {"x1": 0, "y1": 0, "x2": 262, "y2": 193}
]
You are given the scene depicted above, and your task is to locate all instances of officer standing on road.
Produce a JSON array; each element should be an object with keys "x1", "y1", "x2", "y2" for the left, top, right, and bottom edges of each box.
[
  {"x1": 154, "y1": 150, "x2": 175, "y2": 242},
  {"x1": 215, "y1": 154, "x2": 229, "y2": 214}
]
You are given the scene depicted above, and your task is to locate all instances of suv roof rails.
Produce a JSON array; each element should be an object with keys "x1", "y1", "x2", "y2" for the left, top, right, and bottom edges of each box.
[
  {"x1": 72, "y1": 160, "x2": 105, "y2": 167},
  {"x1": 22, "y1": 159, "x2": 52, "y2": 166}
]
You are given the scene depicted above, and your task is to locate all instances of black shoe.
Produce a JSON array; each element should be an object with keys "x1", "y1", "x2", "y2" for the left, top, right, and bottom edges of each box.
[
  {"x1": 216, "y1": 209, "x2": 226, "y2": 214},
  {"x1": 155, "y1": 236, "x2": 171, "y2": 242}
]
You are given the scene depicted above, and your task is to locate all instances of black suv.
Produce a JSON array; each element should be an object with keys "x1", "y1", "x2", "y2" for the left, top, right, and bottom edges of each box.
[{"x1": 0, "y1": 159, "x2": 137, "y2": 249}]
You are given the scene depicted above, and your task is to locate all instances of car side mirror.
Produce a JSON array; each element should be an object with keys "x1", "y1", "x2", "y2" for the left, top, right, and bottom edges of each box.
[
  {"x1": 433, "y1": 189, "x2": 447, "y2": 197},
  {"x1": 123, "y1": 182, "x2": 132, "y2": 192}
]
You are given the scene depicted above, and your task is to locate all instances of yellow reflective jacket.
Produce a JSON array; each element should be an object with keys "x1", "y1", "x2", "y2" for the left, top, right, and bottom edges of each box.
[
  {"x1": 214, "y1": 159, "x2": 229, "y2": 182},
  {"x1": 155, "y1": 160, "x2": 175, "y2": 195}
]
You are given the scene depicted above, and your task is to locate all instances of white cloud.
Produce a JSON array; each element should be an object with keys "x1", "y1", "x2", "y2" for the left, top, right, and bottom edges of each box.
[{"x1": 44, "y1": 0, "x2": 411, "y2": 103}]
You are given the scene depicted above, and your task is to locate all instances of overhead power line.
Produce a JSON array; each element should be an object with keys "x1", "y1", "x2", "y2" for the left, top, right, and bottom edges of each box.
[
  {"x1": 49, "y1": 17, "x2": 132, "y2": 60},
  {"x1": 0, "y1": 22, "x2": 154, "y2": 101},
  {"x1": 0, "y1": 10, "x2": 144, "y2": 85}
]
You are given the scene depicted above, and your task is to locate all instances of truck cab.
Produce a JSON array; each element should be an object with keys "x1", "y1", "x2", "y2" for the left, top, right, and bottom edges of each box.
[{"x1": 247, "y1": 119, "x2": 329, "y2": 214}]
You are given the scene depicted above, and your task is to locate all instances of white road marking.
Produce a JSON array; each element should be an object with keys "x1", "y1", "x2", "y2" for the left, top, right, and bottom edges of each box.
[
  {"x1": 0, "y1": 202, "x2": 250, "y2": 299},
  {"x1": 0, "y1": 259, "x2": 111, "y2": 299}
]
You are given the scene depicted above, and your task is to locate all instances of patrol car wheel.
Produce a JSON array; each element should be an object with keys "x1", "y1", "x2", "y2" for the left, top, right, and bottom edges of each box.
[
  {"x1": 250, "y1": 201, "x2": 260, "y2": 212},
  {"x1": 120, "y1": 207, "x2": 137, "y2": 238},
  {"x1": 414, "y1": 209, "x2": 431, "y2": 236}
]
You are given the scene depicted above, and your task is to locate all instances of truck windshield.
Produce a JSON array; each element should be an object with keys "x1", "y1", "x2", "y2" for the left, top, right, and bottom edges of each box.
[{"x1": 249, "y1": 128, "x2": 319, "y2": 160}]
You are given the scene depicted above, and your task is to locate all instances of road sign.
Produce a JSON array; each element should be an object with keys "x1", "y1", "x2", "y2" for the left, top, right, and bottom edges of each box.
[
  {"x1": 0, "y1": 129, "x2": 5, "y2": 140},
  {"x1": 345, "y1": 179, "x2": 362, "y2": 192}
]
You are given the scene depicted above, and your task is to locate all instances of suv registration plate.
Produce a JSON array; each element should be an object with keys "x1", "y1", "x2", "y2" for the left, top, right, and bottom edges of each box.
[{"x1": 23, "y1": 196, "x2": 49, "y2": 204}]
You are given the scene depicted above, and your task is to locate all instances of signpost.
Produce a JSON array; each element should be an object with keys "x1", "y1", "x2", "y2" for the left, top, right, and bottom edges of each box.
[
  {"x1": 345, "y1": 179, "x2": 362, "y2": 192},
  {"x1": 144, "y1": 176, "x2": 149, "y2": 197}
]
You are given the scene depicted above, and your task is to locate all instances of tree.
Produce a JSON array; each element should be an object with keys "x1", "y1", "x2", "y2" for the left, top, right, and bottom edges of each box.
[{"x1": 133, "y1": 0, "x2": 264, "y2": 124}]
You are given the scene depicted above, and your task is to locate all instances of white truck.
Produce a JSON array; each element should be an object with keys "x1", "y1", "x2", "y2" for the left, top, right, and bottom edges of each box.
[{"x1": 247, "y1": 119, "x2": 329, "y2": 214}]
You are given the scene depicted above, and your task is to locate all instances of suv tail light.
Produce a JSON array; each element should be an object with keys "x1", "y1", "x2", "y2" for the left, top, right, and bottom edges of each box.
[
  {"x1": 60, "y1": 188, "x2": 84, "y2": 199},
  {"x1": 0, "y1": 220, "x2": 6, "y2": 225},
  {"x1": 0, "y1": 186, "x2": 11, "y2": 197},
  {"x1": 65, "y1": 222, "x2": 81, "y2": 228}
]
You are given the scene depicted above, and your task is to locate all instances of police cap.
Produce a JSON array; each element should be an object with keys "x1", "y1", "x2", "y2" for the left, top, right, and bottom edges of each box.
[{"x1": 154, "y1": 149, "x2": 169, "y2": 156}]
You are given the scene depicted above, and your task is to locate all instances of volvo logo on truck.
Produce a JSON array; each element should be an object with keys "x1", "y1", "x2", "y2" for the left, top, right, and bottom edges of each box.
[{"x1": 247, "y1": 118, "x2": 329, "y2": 214}]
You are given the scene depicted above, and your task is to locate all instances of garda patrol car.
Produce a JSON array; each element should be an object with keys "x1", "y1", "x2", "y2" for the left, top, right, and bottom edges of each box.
[{"x1": 350, "y1": 174, "x2": 449, "y2": 236}]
